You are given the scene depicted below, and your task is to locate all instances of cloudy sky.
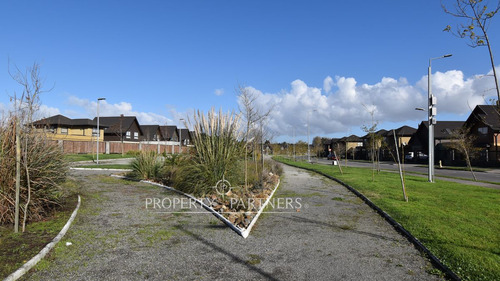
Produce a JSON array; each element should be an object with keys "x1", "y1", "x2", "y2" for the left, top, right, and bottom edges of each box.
[{"x1": 0, "y1": 1, "x2": 499, "y2": 141}]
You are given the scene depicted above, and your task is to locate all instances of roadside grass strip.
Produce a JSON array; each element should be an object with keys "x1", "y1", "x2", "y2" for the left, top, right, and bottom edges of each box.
[
  {"x1": 4, "y1": 196, "x2": 81, "y2": 281},
  {"x1": 274, "y1": 156, "x2": 500, "y2": 281}
]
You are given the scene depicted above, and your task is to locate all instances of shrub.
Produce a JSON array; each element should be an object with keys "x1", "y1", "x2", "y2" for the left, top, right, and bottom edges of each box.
[
  {"x1": 0, "y1": 118, "x2": 67, "y2": 225},
  {"x1": 131, "y1": 150, "x2": 162, "y2": 180},
  {"x1": 184, "y1": 108, "x2": 243, "y2": 196},
  {"x1": 157, "y1": 154, "x2": 188, "y2": 186}
]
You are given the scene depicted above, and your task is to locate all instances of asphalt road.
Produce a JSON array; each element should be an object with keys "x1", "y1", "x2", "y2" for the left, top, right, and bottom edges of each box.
[
  {"x1": 312, "y1": 158, "x2": 500, "y2": 186},
  {"x1": 24, "y1": 166, "x2": 441, "y2": 280}
]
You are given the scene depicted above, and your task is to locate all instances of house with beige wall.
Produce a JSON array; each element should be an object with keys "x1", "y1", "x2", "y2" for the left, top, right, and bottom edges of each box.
[{"x1": 33, "y1": 114, "x2": 105, "y2": 141}]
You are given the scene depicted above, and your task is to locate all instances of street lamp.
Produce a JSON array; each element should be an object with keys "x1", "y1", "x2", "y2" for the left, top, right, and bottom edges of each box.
[
  {"x1": 179, "y1": 118, "x2": 185, "y2": 153},
  {"x1": 96, "y1": 97, "x2": 106, "y2": 164},
  {"x1": 307, "y1": 109, "x2": 317, "y2": 163},
  {"x1": 426, "y1": 54, "x2": 452, "y2": 182}
]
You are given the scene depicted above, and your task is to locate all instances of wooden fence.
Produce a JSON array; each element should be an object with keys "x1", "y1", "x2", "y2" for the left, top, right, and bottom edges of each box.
[{"x1": 53, "y1": 140, "x2": 189, "y2": 154}]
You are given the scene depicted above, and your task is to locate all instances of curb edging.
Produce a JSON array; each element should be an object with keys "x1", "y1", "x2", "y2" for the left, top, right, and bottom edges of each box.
[
  {"x1": 278, "y1": 160, "x2": 461, "y2": 281},
  {"x1": 4, "y1": 195, "x2": 81, "y2": 281}
]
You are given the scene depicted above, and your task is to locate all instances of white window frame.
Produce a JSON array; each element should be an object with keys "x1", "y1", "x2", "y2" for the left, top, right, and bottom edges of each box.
[
  {"x1": 126, "y1": 131, "x2": 131, "y2": 139},
  {"x1": 134, "y1": 132, "x2": 139, "y2": 140}
]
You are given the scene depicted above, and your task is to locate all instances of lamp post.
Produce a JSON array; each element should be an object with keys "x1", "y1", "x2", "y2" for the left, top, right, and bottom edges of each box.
[
  {"x1": 179, "y1": 118, "x2": 185, "y2": 154},
  {"x1": 426, "y1": 54, "x2": 452, "y2": 182},
  {"x1": 307, "y1": 109, "x2": 317, "y2": 163},
  {"x1": 96, "y1": 97, "x2": 106, "y2": 164}
]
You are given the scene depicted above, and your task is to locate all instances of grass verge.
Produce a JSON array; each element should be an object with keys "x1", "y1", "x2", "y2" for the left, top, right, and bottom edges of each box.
[
  {"x1": 0, "y1": 192, "x2": 78, "y2": 279},
  {"x1": 64, "y1": 153, "x2": 134, "y2": 162},
  {"x1": 77, "y1": 164, "x2": 132, "y2": 169},
  {"x1": 274, "y1": 156, "x2": 500, "y2": 281}
]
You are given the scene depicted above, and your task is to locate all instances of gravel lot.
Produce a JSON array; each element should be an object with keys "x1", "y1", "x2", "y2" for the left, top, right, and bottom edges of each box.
[{"x1": 24, "y1": 165, "x2": 442, "y2": 280}]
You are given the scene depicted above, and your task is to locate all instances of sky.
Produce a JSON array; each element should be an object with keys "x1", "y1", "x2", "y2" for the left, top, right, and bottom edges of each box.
[{"x1": 1, "y1": 0, "x2": 499, "y2": 142}]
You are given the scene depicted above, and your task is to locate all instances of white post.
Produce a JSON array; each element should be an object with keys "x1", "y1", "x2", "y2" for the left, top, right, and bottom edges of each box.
[
  {"x1": 428, "y1": 54, "x2": 451, "y2": 182},
  {"x1": 96, "y1": 97, "x2": 105, "y2": 164}
]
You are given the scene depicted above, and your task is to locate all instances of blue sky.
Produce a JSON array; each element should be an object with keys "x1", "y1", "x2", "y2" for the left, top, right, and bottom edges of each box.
[{"x1": 1, "y1": 0, "x2": 499, "y2": 142}]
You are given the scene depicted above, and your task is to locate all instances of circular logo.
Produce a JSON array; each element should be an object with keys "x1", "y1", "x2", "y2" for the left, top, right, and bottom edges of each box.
[{"x1": 214, "y1": 177, "x2": 232, "y2": 196}]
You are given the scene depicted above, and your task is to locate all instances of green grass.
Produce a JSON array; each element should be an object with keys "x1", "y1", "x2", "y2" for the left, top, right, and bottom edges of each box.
[
  {"x1": 274, "y1": 156, "x2": 500, "y2": 281},
  {"x1": 78, "y1": 164, "x2": 132, "y2": 169},
  {"x1": 64, "y1": 153, "x2": 134, "y2": 162},
  {"x1": 0, "y1": 194, "x2": 78, "y2": 279}
]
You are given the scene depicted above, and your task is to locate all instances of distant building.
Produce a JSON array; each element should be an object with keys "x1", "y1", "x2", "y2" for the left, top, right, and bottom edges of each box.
[
  {"x1": 95, "y1": 116, "x2": 143, "y2": 142},
  {"x1": 159, "y1": 125, "x2": 179, "y2": 141},
  {"x1": 140, "y1": 125, "x2": 162, "y2": 142},
  {"x1": 464, "y1": 105, "x2": 500, "y2": 164},
  {"x1": 33, "y1": 114, "x2": 106, "y2": 141}
]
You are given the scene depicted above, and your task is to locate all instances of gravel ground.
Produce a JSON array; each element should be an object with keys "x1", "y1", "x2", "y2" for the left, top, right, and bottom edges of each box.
[{"x1": 24, "y1": 165, "x2": 442, "y2": 280}]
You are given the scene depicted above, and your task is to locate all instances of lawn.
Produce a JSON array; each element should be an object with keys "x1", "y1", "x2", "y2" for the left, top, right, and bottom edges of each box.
[
  {"x1": 0, "y1": 194, "x2": 78, "y2": 279},
  {"x1": 274, "y1": 156, "x2": 500, "y2": 281},
  {"x1": 77, "y1": 164, "x2": 132, "y2": 169},
  {"x1": 64, "y1": 153, "x2": 135, "y2": 162}
]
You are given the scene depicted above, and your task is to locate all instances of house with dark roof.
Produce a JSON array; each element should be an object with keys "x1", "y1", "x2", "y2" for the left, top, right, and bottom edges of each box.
[
  {"x1": 385, "y1": 126, "x2": 417, "y2": 148},
  {"x1": 177, "y1": 128, "x2": 191, "y2": 146},
  {"x1": 464, "y1": 105, "x2": 500, "y2": 164},
  {"x1": 140, "y1": 125, "x2": 162, "y2": 142},
  {"x1": 339, "y1": 135, "x2": 363, "y2": 159},
  {"x1": 95, "y1": 116, "x2": 143, "y2": 142},
  {"x1": 33, "y1": 114, "x2": 106, "y2": 141},
  {"x1": 159, "y1": 125, "x2": 179, "y2": 141},
  {"x1": 407, "y1": 121, "x2": 464, "y2": 163}
]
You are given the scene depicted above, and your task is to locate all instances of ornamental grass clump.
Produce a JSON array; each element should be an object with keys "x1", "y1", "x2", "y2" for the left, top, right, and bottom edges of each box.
[
  {"x1": 174, "y1": 108, "x2": 243, "y2": 196},
  {"x1": 131, "y1": 150, "x2": 162, "y2": 180},
  {"x1": 0, "y1": 117, "x2": 67, "y2": 225}
]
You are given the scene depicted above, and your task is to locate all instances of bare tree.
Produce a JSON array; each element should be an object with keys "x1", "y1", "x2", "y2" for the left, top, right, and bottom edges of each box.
[
  {"x1": 361, "y1": 104, "x2": 378, "y2": 181},
  {"x1": 2, "y1": 62, "x2": 65, "y2": 231},
  {"x1": 450, "y1": 126, "x2": 479, "y2": 181},
  {"x1": 237, "y1": 84, "x2": 273, "y2": 187},
  {"x1": 442, "y1": 0, "x2": 500, "y2": 101}
]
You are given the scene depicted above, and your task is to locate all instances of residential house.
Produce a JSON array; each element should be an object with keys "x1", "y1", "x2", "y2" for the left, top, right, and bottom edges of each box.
[
  {"x1": 407, "y1": 121, "x2": 464, "y2": 164},
  {"x1": 339, "y1": 135, "x2": 363, "y2": 159},
  {"x1": 159, "y1": 125, "x2": 179, "y2": 141},
  {"x1": 361, "y1": 129, "x2": 388, "y2": 160},
  {"x1": 140, "y1": 125, "x2": 162, "y2": 142},
  {"x1": 177, "y1": 128, "x2": 191, "y2": 146},
  {"x1": 464, "y1": 105, "x2": 500, "y2": 164},
  {"x1": 95, "y1": 116, "x2": 143, "y2": 142},
  {"x1": 33, "y1": 114, "x2": 105, "y2": 141},
  {"x1": 385, "y1": 126, "x2": 417, "y2": 148}
]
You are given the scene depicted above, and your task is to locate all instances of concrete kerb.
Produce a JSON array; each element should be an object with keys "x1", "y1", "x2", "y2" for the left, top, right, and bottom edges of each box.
[
  {"x1": 278, "y1": 161, "x2": 461, "y2": 281},
  {"x1": 70, "y1": 167, "x2": 133, "y2": 172},
  {"x1": 111, "y1": 175, "x2": 280, "y2": 238},
  {"x1": 4, "y1": 195, "x2": 82, "y2": 281}
]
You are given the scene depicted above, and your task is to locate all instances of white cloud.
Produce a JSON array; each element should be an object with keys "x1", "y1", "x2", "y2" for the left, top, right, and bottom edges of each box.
[
  {"x1": 323, "y1": 76, "x2": 334, "y2": 93},
  {"x1": 248, "y1": 66, "x2": 499, "y2": 137},
  {"x1": 66, "y1": 96, "x2": 172, "y2": 125},
  {"x1": 214, "y1": 88, "x2": 224, "y2": 96}
]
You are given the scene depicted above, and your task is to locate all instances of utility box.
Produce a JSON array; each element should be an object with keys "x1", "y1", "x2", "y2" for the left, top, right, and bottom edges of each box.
[{"x1": 332, "y1": 160, "x2": 338, "y2": 166}]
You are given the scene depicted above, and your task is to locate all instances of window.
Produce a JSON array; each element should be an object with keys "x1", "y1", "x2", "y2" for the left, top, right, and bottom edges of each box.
[
  {"x1": 478, "y1": 127, "x2": 488, "y2": 135},
  {"x1": 92, "y1": 128, "x2": 98, "y2": 136},
  {"x1": 134, "y1": 132, "x2": 139, "y2": 139},
  {"x1": 126, "y1": 131, "x2": 131, "y2": 139},
  {"x1": 153, "y1": 134, "x2": 157, "y2": 141},
  {"x1": 60, "y1": 127, "x2": 68, "y2": 135}
]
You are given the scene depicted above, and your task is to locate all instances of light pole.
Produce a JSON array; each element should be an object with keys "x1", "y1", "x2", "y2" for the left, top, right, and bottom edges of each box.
[
  {"x1": 179, "y1": 118, "x2": 185, "y2": 154},
  {"x1": 307, "y1": 109, "x2": 317, "y2": 162},
  {"x1": 96, "y1": 97, "x2": 106, "y2": 164},
  {"x1": 426, "y1": 54, "x2": 452, "y2": 182}
]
